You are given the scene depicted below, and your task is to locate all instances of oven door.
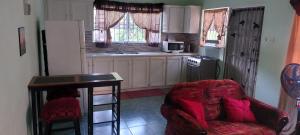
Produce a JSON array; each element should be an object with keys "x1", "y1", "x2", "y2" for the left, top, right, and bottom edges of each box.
[{"x1": 187, "y1": 63, "x2": 200, "y2": 82}]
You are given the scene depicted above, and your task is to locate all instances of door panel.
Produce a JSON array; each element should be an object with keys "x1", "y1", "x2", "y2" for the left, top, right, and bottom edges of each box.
[
  {"x1": 149, "y1": 57, "x2": 166, "y2": 86},
  {"x1": 132, "y1": 57, "x2": 149, "y2": 88},
  {"x1": 224, "y1": 7, "x2": 264, "y2": 97},
  {"x1": 166, "y1": 56, "x2": 182, "y2": 85},
  {"x1": 114, "y1": 57, "x2": 132, "y2": 89}
]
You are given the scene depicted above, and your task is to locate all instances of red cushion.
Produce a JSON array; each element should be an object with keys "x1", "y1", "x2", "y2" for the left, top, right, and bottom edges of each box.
[
  {"x1": 175, "y1": 98, "x2": 209, "y2": 129},
  {"x1": 204, "y1": 85, "x2": 244, "y2": 120},
  {"x1": 223, "y1": 97, "x2": 256, "y2": 122},
  {"x1": 41, "y1": 97, "x2": 81, "y2": 123}
]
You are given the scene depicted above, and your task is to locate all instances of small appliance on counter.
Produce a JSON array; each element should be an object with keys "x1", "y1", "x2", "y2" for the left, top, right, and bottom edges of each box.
[
  {"x1": 186, "y1": 56, "x2": 220, "y2": 82},
  {"x1": 161, "y1": 41, "x2": 184, "y2": 53}
]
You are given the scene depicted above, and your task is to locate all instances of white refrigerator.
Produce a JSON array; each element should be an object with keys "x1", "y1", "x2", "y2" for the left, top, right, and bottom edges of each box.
[
  {"x1": 45, "y1": 20, "x2": 87, "y2": 75},
  {"x1": 45, "y1": 20, "x2": 87, "y2": 112}
]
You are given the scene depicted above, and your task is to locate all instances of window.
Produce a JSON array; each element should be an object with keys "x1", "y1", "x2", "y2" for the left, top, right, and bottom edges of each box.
[
  {"x1": 200, "y1": 8, "x2": 229, "y2": 48},
  {"x1": 93, "y1": 8, "x2": 105, "y2": 43},
  {"x1": 93, "y1": 9, "x2": 147, "y2": 43},
  {"x1": 205, "y1": 20, "x2": 220, "y2": 46},
  {"x1": 110, "y1": 13, "x2": 146, "y2": 43}
]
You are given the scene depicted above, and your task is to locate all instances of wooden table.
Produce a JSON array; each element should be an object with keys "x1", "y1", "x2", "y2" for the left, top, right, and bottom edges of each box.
[{"x1": 28, "y1": 73, "x2": 123, "y2": 135}]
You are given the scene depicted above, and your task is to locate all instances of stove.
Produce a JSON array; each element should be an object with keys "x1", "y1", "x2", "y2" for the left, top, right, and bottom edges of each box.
[{"x1": 186, "y1": 56, "x2": 220, "y2": 82}]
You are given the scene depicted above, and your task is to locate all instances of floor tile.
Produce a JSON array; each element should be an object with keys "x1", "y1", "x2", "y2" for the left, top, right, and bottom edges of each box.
[
  {"x1": 120, "y1": 120, "x2": 128, "y2": 129},
  {"x1": 125, "y1": 117, "x2": 147, "y2": 127},
  {"x1": 129, "y1": 125, "x2": 156, "y2": 135},
  {"x1": 120, "y1": 128, "x2": 133, "y2": 135},
  {"x1": 53, "y1": 91, "x2": 167, "y2": 135}
]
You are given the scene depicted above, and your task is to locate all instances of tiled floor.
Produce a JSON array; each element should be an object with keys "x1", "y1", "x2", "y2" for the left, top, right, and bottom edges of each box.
[{"x1": 52, "y1": 91, "x2": 167, "y2": 135}]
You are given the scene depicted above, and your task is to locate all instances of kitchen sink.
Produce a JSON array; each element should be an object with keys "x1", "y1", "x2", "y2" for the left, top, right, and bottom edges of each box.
[{"x1": 105, "y1": 51, "x2": 139, "y2": 54}]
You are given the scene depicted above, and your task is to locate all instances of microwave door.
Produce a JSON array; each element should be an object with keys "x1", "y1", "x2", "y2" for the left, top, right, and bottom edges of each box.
[{"x1": 168, "y1": 43, "x2": 180, "y2": 50}]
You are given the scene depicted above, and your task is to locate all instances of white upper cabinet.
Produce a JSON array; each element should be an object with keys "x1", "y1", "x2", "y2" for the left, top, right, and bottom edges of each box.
[
  {"x1": 163, "y1": 5, "x2": 201, "y2": 34},
  {"x1": 184, "y1": 6, "x2": 201, "y2": 33},
  {"x1": 46, "y1": 0, "x2": 94, "y2": 31},
  {"x1": 163, "y1": 6, "x2": 185, "y2": 33}
]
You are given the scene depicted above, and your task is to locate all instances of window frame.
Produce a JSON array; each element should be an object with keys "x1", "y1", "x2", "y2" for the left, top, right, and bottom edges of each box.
[
  {"x1": 200, "y1": 7, "x2": 230, "y2": 47},
  {"x1": 110, "y1": 13, "x2": 147, "y2": 44}
]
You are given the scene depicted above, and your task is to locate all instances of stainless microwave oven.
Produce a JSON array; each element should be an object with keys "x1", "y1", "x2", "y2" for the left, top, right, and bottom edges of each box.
[{"x1": 162, "y1": 41, "x2": 184, "y2": 53}]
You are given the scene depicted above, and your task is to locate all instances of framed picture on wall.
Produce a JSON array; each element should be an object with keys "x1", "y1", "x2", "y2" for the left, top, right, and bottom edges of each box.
[
  {"x1": 18, "y1": 27, "x2": 26, "y2": 56},
  {"x1": 23, "y1": 0, "x2": 31, "y2": 15}
]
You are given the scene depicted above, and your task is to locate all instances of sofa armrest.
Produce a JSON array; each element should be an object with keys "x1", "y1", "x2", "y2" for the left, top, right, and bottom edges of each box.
[
  {"x1": 249, "y1": 98, "x2": 289, "y2": 133},
  {"x1": 161, "y1": 104, "x2": 207, "y2": 135}
]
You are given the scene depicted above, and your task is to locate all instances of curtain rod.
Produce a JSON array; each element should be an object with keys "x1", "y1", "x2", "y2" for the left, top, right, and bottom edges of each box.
[{"x1": 203, "y1": 7, "x2": 230, "y2": 11}]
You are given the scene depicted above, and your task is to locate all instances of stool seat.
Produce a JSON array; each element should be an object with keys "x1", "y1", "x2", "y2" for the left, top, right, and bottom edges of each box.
[{"x1": 41, "y1": 97, "x2": 81, "y2": 124}]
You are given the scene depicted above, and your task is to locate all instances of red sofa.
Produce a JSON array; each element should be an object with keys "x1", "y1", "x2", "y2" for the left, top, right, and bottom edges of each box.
[{"x1": 161, "y1": 80, "x2": 288, "y2": 135}]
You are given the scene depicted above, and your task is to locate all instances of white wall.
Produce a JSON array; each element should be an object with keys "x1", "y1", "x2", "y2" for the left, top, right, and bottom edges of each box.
[
  {"x1": 203, "y1": 0, "x2": 295, "y2": 107},
  {"x1": 0, "y1": 0, "x2": 39, "y2": 134}
]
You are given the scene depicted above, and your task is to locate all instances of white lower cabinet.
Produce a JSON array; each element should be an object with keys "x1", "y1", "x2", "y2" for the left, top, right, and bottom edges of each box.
[
  {"x1": 132, "y1": 57, "x2": 149, "y2": 88},
  {"x1": 114, "y1": 57, "x2": 132, "y2": 89},
  {"x1": 90, "y1": 55, "x2": 188, "y2": 90},
  {"x1": 149, "y1": 57, "x2": 166, "y2": 87},
  {"x1": 92, "y1": 57, "x2": 114, "y2": 74},
  {"x1": 86, "y1": 57, "x2": 93, "y2": 74},
  {"x1": 92, "y1": 57, "x2": 114, "y2": 94},
  {"x1": 166, "y1": 56, "x2": 182, "y2": 85},
  {"x1": 181, "y1": 56, "x2": 189, "y2": 82}
]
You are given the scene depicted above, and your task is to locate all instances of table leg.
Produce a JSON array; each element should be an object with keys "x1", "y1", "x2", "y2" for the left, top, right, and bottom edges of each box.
[
  {"x1": 31, "y1": 90, "x2": 38, "y2": 135},
  {"x1": 88, "y1": 87, "x2": 93, "y2": 135},
  {"x1": 112, "y1": 85, "x2": 116, "y2": 135},
  {"x1": 37, "y1": 91, "x2": 43, "y2": 134},
  {"x1": 117, "y1": 83, "x2": 121, "y2": 135}
]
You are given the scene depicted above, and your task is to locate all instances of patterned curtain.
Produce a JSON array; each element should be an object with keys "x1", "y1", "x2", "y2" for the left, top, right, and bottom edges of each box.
[
  {"x1": 94, "y1": 0, "x2": 163, "y2": 13},
  {"x1": 130, "y1": 13, "x2": 161, "y2": 46},
  {"x1": 93, "y1": 10, "x2": 125, "y2": 45},
  {"x1": 93, "y1": 0, "x2": 163, "y2": 46},
  {"x1": 200, "y1": 8, "x2": 229, "y2": 47},
  {"x1": 200, "y1": 10, "x2": 215, "y2": 46},
  {"x1": 214, "y1": 9, "x2": 229, "y2": 47},
  {"x1": 224, "y1": 7, "x2": 265, "y2": 97}
]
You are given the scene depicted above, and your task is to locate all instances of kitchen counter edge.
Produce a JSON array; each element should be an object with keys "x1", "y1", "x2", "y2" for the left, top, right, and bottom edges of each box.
[{"x1": 86, "y1": 52, "x2": 198, "y2": 57}]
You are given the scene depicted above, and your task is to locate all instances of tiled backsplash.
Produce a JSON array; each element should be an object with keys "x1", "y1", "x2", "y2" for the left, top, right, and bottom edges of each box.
[{"x1": 85, "y1": 31, "x2": 200, "y2": 53}]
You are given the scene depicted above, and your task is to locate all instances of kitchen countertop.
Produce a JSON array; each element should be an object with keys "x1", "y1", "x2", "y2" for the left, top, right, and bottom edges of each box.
[{"x1": 87, "y1": 52, "x2": 198, "y2": 57}]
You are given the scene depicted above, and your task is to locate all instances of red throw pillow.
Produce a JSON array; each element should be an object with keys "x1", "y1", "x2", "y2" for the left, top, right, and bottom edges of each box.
[
  {"x1": 223, "y1": 97, "x2": 256, "y2": 122},
  {"x1": 176, "y1": 98, "x2": 209, "y2": 129}
]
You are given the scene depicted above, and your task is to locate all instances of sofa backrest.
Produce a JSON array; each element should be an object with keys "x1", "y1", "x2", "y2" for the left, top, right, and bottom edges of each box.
[{"x1": 168, "y1": 79, "x2": 246, "y2": 121}]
